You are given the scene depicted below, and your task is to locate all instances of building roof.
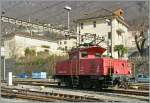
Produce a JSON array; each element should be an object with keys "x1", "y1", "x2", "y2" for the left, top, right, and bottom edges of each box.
[
  {"x1": 76, "y1": 8, "x2": 129, "y2": 28},
  {"x1": 80, "y1": 46, "x2": 106, "y2": 54},
  {"x1": 56, "y1": 35, "x2": 77, "y2": 40},
  {"x1": 68, "y1": 46, "x2": 106, "y2": 55},
  {"x1": 3, "y1": 32, "x2": 55, "y2": 42}
]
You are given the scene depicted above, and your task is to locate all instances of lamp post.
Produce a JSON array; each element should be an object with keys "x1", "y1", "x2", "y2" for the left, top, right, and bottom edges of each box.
[
  {"x1": 1, "y1": 47, "x2": 5, "y2": 80},
  {"x1": 110, "y1": 19, "x2": 113, "y2": 58},
  {"x1": 64, "y1": 6, "x2": 71, "y2": 31}
]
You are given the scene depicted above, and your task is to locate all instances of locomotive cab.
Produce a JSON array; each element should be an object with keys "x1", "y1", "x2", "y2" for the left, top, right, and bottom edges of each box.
[{"x1": 69, "y1": 46, "x2": 106, "y2": 60}]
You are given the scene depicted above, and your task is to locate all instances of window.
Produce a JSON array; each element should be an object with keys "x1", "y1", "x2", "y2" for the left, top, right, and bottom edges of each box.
[
  {"x1": 60, "y1": 41, "x2": 62, "y2": 45},
  {"x1": 117, "y1": 31, "x2": 122, "y2": 39},
  {"x1": 117, "y1": 20, "x2": 119, "y2": 24},
  {"x1": 65, "y1": 46, "x2": 67, "y2": 50},
  {"x1": 108, "y1": 32, "x2": 111, "y2": 39},
  {"x1": 81, "y1": 51, "x2": 88, "y2": 58},
  {"x1": 81, "y1": 23, "x2": 84, "y2": 29},
  {"x1": 93, "y1": 21, "x2": 96, "y2": 28},
  {"x1": 120, "y1": 11, "x2": 123, "y2": 15},
  {"x1": 64, "y1": 41, "x2": 67, "y2": 44},
  {"x1": 109, "y1": 46, "x2": 112, "y2": 53},
  {"x1": 95, "y1": 53, "x2": 101, "y2": 57},
  {"x1": 117, "y1": 31, "x2": 122, "y2": 36},
  {"x1": 44, "y1": 49, "x2": 49, "y2": 52},
  {"x1": 41, "y1": 45, "x2": 49, "y2": 48}
]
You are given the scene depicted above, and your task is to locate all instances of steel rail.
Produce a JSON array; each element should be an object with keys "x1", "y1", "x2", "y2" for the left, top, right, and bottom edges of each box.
[
  {"x1": 3, "y1": 80, "x2": 148, "y2": 97},
  {"x1": 12, "y1": 80, "x2": 149, "y2": 91},
  {"x1": 1, "y1": 87, "x2": 104, "y2": 102}
]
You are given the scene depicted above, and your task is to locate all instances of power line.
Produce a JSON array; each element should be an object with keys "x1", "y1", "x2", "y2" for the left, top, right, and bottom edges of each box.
[
  {"x1": 16, "y1": 1, "x2": 66, "y2": 19},
  {"x1": 38, "y1": 1, "x2": 95, "y2": 28},
  {"x1": 33, "y1": 2, "x2": 67, "y2": 23},
  {"x1": 2, "y1": 1, "x2": 23, "y2": 12},
  {"x1": 38, "y1": 11, "x2": 66, "y2": 24}
]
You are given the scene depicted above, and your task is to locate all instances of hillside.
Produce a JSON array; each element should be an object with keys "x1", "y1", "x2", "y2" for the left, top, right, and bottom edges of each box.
[{"x1": 1, "y1": 1, "x2": 149, "y2": 33}]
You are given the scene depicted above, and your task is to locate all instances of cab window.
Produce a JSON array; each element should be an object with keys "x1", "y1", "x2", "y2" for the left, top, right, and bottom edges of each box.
[
  {"x1": 81, "y1": 51, "x2": 88, "y2": 58},
  {"x1": 95, "y1": 53, "x2": 101, "y2": 57}
]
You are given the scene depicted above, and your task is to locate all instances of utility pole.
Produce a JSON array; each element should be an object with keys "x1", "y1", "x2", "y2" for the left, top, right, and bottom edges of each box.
[
  {"x1": 110, "y1": 19, "x2": 113, "y2": 57},
  {"x1": 3, "y1": 56, "x2": 5, "y2": 80},
  {"x1": 29, "y1": 16, "x2": 32, "y2": 36},
  {"x1": 67, "y1": 11, "x2": 70, "y2": 30},
  {"x1": 0, "y1": 38, "x2": 1, "y2": 99}
]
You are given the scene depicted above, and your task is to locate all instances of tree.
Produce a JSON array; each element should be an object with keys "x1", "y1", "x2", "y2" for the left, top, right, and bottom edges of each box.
[
  {"x1": 25, "y1": 48, "x2": 30, "y2": 56},
  {"x1": 121, "y1": 47, "x2": 128, "y2": 57},
  {"x1": 15, "y1": 50, "x2": 69, "y2": 76},
  {"x1": 25, "y1": 48, "x2": 36, "y2": 56},
  {"x1": 7, "y1": 38, "x2": 19, "y2": 58},
  {"x1": 133, "y1": 16, "x2": 148, "y2": 56},
  {"x1": 134, "y1": 31, "x2": 146, "y2": 56},
  {"x1": 114, "y1": 44, "x2": 128, "y2": 58}
]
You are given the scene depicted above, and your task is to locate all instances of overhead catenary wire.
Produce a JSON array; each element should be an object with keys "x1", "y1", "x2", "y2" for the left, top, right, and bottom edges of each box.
[
  {"x1": 2, "y1": 0, "x2": 23, "y2": 13},
  {"x1": 16, "y1": 1, "x2": 66, "y2": 19},
  {"x1": 36, "y1": 1, "x2": 96, "y2": 29},
  {"x1": 1, "y1": 2, "x2": 123, "y2": 30}
]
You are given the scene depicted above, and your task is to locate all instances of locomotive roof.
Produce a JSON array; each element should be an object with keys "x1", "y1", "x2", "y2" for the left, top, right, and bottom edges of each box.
[{"x1": 69, "y1": 46, "x2": 106, "y2": 54}]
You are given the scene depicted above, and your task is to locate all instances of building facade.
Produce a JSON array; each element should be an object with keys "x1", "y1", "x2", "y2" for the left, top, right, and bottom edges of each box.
[
  {"x1": 4, "y1": 32, "x2": 65, "y2": 58},
  {"x1": 58, "y1": 37, "x2": 77, "y2": 51},
  {"x1": 76, "y1": 9, "x2": 129, "y2": 59},
  {"x1": 127, "y1": 31, "x2": 137, "y2": 49}
]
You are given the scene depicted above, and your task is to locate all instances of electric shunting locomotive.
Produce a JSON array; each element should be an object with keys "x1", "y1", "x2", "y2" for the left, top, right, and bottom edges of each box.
[{"x1": 54, "y1": 45, "x2": 132, "y2": 89}]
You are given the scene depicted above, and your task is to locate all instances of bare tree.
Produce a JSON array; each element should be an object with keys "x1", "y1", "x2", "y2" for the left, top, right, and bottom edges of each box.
[
  {"x1": 8, "y1": 39, "x2": 20, "y2": 59},
  {"x1": 134, "y1": 16, "x2": 148, "y2": 56}
]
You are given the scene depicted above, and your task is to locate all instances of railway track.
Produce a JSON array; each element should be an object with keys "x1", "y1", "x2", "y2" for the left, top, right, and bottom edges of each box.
[
  {"x1": 12, "y1": 80, "x2": 149, "y2": 96},
  {"x1": 1, "y1": 86, "x2": 104, "y2": 102},
  {"x1": 101, "y1": 88, "x2": 148, "y2": 97},
  {"x1": 13, "y1": 81, "x2": 57, "y2": 87},
  {"x1": 12, "y1": 80, "x2": 149, "y2": 90},
  {"x1": 128, "y1": 82, "x2": 149, "y2": 90},
  {"x1": 2, "y1": 79, "x2": 148, "y2": 102}
]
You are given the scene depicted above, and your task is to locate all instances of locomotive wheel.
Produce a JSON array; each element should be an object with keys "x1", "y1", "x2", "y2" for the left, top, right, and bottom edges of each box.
[
  {"x1": 58, "y1": 82, "x2": 61, "y2": 86},
  {"x1": 80, "y1": 78, "x2": 92, "y2": 89},
  {"x1": 68, "y1": 83, "x2": 73, "y2": 88},
  {"x1": 94, "y1": 81, "x2": 103, "y2": 90},
  {"x1": 64, "y1": 80, "x2": 73, "y2": 88},
  {"x1": 82, "y1": 83, "x2": 91, "y2": 89}
]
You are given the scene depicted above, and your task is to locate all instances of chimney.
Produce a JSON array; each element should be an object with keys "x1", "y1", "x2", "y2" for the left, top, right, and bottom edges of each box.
[{"x1": 114, "y1": 8, "x2": 124, "y2": 17}]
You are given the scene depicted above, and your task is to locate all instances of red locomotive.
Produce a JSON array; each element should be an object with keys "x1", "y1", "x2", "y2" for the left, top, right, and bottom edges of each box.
[{"x1": 54, "y1": 43, "x2": 132, "y2": 88}]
